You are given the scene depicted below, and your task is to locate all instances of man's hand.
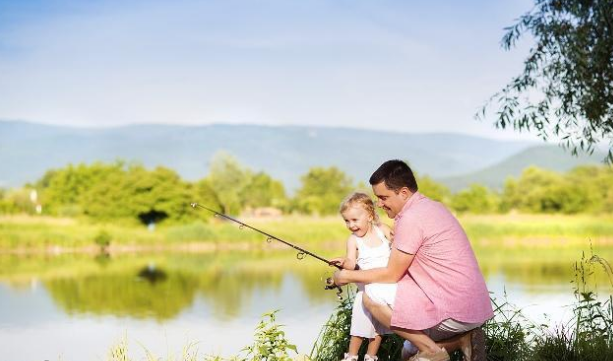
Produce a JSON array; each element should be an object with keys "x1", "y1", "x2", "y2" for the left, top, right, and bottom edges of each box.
[{"x1": 332, "y1": 269, "x2": 349, "y2": 286}]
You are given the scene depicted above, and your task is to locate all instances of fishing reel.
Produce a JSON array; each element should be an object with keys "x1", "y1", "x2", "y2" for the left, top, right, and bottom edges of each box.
[{"x1": 324, "y1": 276, "x2": 343, "y2": 300}]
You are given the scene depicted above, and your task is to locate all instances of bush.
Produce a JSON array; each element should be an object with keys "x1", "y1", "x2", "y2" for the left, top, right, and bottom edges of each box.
[{"x1": 94, "y1": 230, "x2": 112, "y2": 249}]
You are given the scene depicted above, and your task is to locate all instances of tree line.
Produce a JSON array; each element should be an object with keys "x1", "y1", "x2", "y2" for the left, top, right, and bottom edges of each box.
[{"x1": 0, "y1": 152, "x2": 612, "y2": 224}]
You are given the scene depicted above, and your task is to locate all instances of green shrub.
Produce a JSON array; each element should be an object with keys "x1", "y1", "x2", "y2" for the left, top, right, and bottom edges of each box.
[{"x1": 94, "y1": 230, "x2": 112, "y2": 248}]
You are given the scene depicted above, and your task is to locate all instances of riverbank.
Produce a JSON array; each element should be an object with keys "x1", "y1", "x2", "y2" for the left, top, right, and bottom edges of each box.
[
  {"x1": 2, "y1": 213, "x2": 613, "y2": 253},
  {"x1": 3, "y1": 213, "x2": 613, "y2": 288}
]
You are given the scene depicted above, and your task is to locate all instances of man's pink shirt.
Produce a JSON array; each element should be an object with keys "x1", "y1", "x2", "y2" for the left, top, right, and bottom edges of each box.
[{"x1": 390, "y1": 192, "x2": 494, "y2": 330}]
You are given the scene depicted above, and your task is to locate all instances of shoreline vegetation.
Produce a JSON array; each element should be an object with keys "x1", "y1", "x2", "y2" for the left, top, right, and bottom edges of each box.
[
  {"x1": 4, "y1": 213, "x2": 613, "y2": 290},
  {"x1": 4, "y1": 214, "x2": 613, "y2": 294},
  {"x1": 2, "y1": 213, "x2": 613, "y2": 254}
]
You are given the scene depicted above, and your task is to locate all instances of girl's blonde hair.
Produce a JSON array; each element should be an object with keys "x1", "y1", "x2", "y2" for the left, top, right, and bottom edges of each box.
[{"x1": 339, "y1": 192, "x2": 379, "y2": 224}]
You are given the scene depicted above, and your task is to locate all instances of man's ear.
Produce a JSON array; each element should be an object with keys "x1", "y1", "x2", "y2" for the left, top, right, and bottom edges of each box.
[{"x1": 399, "y1": 187, "x2": 412, "y2": 200}]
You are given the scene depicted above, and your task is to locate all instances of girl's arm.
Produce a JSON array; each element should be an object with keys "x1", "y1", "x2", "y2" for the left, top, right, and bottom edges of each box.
[{"x1": 342, "y1": 235, "x2": 358, "y2": 270}]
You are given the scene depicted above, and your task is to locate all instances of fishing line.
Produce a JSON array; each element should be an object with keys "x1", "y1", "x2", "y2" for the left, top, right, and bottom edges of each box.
[{"x1": 191, "y1": 203, "x2": 343, "y2": 299}]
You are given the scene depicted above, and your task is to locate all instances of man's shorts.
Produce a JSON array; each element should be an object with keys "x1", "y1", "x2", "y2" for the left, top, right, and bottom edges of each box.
[
  {"x1": 365, "y1": 283, "x2": 482, "y2": 340},
  {"x1": 425, "y1": 318, "x2": 483, "y2": 341}
]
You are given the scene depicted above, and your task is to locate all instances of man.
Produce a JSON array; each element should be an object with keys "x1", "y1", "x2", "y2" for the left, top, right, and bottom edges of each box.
[{"x1": 333, "y1": 160, "x2": 493, "y2": 361}]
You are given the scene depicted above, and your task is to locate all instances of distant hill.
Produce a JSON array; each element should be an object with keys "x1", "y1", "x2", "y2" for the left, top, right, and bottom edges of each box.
[
  {"x1": 0, "y1": 120, "x2": 600, "y2": 192},
  {"x1": 439, "y1": 145, "x2": 606, "y2": 192}
]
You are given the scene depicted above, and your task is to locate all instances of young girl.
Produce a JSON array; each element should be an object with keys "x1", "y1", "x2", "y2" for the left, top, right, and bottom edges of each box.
[{"x1": 333, "y1": 192, "x2": 396, "y2": 361}]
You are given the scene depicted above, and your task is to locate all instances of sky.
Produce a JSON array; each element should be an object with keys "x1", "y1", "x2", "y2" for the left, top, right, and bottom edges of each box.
[{"x1": 0, "y1": 0, "x2": 541, "y2": 140}]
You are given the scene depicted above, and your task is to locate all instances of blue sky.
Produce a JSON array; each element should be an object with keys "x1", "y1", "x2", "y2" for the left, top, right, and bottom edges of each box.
[{"x1": 0, "y1": 0, "x2": 539, "y2": 140}]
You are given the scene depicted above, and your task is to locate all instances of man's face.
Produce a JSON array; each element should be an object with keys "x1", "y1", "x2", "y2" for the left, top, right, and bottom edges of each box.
[{"x1": 372, "y1": 182, "x2": 410, "y2": 218}]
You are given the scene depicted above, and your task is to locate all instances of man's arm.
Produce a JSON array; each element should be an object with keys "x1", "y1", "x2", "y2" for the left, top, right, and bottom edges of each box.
[{"x1": 333, "y1": 247, "x2": 414, "y2": 285}]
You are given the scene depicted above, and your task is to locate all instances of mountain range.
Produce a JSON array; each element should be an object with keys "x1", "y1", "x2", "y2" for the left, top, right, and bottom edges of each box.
[{"x1": 0, "y1": 120, "x2": 605, "y2": 192}]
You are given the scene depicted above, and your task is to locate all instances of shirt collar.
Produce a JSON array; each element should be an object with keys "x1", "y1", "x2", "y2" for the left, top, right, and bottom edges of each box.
[{"x1": 395, "y1": 191, "x2": 422, "y2": 222}]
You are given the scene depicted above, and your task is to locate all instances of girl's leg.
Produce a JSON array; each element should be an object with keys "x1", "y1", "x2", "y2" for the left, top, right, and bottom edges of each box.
[
  {"x1": 347, "y1": 290, "x2": 368, "y2": 359},
  {"x1": 366, "y1": 334, "x2": 383, "y2": 356},
  {"x1": 347, "y1": 335, "x2": 363, "y2": 357}
]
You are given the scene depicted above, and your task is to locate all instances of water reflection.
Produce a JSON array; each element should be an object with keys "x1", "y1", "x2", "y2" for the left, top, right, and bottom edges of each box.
[
  {"x1": 1, "y1": 250, "x2": 612, "y2": 322},
  {"x1": 46, "y1": 269, "x2": 198, "y2": 320},
  {"x1": 137, "y1": 263, "x2": 168, "y2": 284},
  {"x1": 0, "y1": 252, "x2": 338, "y2": 321}
]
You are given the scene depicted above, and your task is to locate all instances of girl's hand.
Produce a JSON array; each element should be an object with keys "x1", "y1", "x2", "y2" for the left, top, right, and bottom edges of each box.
[{"x1": 328, "y1": 257, "x2": 345, "y2": 268}]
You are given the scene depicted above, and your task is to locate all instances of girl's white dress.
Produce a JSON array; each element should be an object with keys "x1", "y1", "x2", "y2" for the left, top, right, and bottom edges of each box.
[{"x1": 350, "y1": 225, "x2": 397, "y2": 338}]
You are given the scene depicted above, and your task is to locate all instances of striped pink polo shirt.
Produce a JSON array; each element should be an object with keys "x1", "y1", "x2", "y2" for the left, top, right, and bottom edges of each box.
[{"x1": 390, "y1": 192, "x2": 493, "y2": 331}]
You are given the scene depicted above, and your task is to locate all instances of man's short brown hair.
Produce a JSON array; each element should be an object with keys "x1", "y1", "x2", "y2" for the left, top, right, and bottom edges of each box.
[{"x1": 369, "y1": 160, "x2": 418, "y2": 193}]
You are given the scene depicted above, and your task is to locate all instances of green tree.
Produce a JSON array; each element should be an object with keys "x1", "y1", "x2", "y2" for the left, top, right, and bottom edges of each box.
[
  {"x1": 605, "y1": 188, "x2": 613, "y2": 213},
  {"x1": 450, "y1": 184, "x2": 500, "y2": 214},
  {"x1": 481, "y1": 0, "x2": 613, "y2": 163},
  {"x1": 566, "y1": 165, "x2": 613, "y2": 213},
  {"x1": 79, "y1": 163, "x2": 132, "y2": 220},
  {"x1": 500, "y1": 165, "x2": 613, "y2": 214},
  {"x1": 205, "y1": 152, "x2": 253, "y2": 215},
  {"x1": 0, "y1": 188, "x2": 13, "y2": 214},
  {"x1": 500, "y1": 177, "x2": 521, "y2": 213},
  {"x1": 37, "y1": 161, "x2": 206, "y2": 224},
  {"x1": 599, "y1": 167, "x2": 613, "y2": 212},
  {"x1": 294, "y1": 167, "x2": 354, "y2": 215},
  {"x1": 0, "y1": 188, "x2": 34, "y2": 214},
  {"x1": 518, "y1": 167, "x2": 565, "y2": 213},
  {"x1": 192, "y1": 178, "x2": 222, "y2": 220},
  {"x1": 40, "y1": 161, "x2": 125, "y2": 216},
  {"x1": 125, "y1": 166, "x2": 195, "y2": 224},
  {"x1": 504, "y1": 166, "x2": 590, "y2": 214},
  {"x1": 240, "y1": 172, "x2": 288, "y2": 210},
  {"x1": 416, "y1": 175, "x2": 451, "y2": 203}
]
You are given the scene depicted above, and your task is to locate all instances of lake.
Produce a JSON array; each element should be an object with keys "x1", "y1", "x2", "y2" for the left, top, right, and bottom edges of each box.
[{"x1": 1, "y1": 247, "x2": 612, "y2": 361}]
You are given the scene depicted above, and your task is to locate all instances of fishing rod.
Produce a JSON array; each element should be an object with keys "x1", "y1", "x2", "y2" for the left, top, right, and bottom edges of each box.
[{"x1": 190, "y1": 203, "x2": 344, "y2": 298}]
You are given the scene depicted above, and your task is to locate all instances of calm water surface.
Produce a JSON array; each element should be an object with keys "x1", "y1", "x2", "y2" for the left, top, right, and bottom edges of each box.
[{"x1": 0, "y1": 250, "x2": 611, "y2": 361}]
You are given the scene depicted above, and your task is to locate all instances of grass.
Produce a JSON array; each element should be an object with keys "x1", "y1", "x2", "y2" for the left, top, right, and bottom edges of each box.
[
  {"x1": 462, "y1": 214, "x2": 613, "y2": 247},
  {"x1": 0, "y1": 214, "x2": 347, "y2": 251},
  {"x1": 1, "y1": 213, "x2": 613, "y2": 252}
]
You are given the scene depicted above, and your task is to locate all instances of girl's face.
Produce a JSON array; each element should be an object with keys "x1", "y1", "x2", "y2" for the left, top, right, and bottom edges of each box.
[{"x1": 341, "y1": 205, "x2": 373, "y2": 237}]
